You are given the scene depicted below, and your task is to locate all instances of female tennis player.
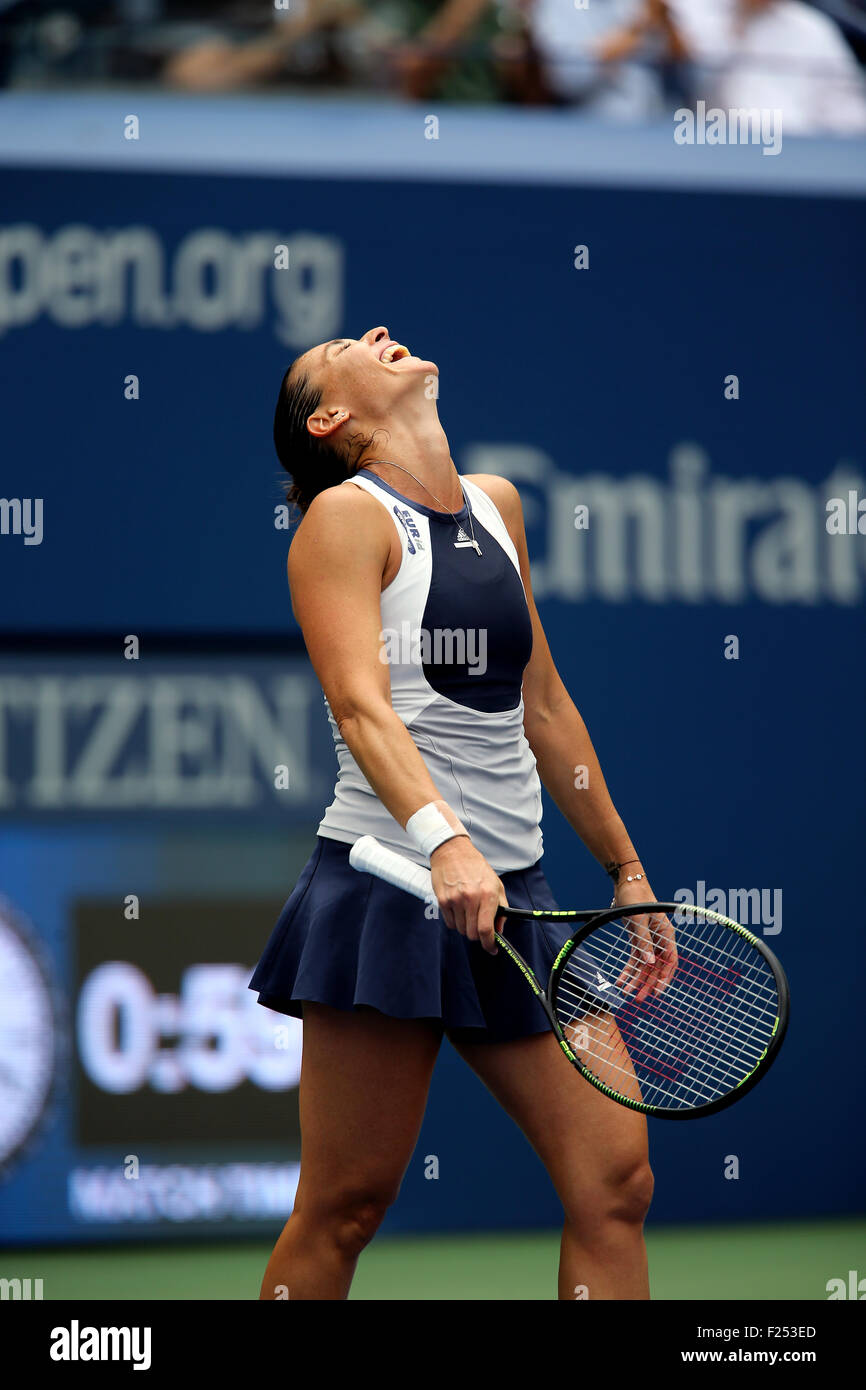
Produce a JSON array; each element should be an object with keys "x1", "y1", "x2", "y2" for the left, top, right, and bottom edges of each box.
[{"x1": 250, "y1": 325, "x2": 676, "y2": 1300}]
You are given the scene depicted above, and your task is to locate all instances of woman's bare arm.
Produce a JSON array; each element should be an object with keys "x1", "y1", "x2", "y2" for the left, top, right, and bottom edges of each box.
[
  {"x1": 469, "y1": 473, "x2": 677, "y2": 992},
  {"x1": 466, "y1": 474, "x2": 641, "y2": 878},
  {"x1": 288, "y1": 485, "x2": 504, "y2": 950}
]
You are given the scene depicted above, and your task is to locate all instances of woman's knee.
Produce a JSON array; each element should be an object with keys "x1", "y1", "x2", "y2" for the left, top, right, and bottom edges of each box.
[
  {"x1": 565, "y1": 1158, "x2": 655, "y2": 1236},
  {"x1": 607, "y1": 1159, "x2": 654, "y2": 1226},
  {"x1": 333, "y1": 1190, "x2": 395, "y2": 1257},
  {"x1": 298, "y1": 1182, "x2": 399, "y2": 1259}
]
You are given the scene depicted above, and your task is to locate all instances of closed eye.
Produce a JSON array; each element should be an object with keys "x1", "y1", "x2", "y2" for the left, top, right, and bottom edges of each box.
[{"x1": 339, "y1": 340, "x2": 352, "y2": 353}]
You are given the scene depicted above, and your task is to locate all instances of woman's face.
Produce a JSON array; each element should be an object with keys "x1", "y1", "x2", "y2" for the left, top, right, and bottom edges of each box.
[{"x1": 303, "y1": 325, "x2": 438, "y2": 427}]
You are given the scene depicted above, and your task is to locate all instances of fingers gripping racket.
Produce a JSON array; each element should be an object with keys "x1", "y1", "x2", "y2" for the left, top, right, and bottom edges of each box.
[{"x1": 349, "y1": 836, "x2": 789, "y2": 1120}]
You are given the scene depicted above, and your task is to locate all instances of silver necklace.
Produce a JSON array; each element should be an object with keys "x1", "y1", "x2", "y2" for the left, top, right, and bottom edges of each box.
[{"x1": 363, "y1": 460, "x2": 482, "y2": 556}]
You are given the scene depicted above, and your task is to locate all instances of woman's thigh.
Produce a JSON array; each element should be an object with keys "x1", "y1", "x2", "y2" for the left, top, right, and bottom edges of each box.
[
  {"x1": 293, "y1": 1003, "x2": 443, "y2": 1211},
  {"x1": 448, "y1": 1024, "x2": 650, "y2": 1214}
]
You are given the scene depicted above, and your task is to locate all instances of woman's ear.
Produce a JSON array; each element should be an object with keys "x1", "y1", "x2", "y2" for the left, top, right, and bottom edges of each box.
[{"x1": 307, "y1": 407, "x2": 350, "y2": 439}]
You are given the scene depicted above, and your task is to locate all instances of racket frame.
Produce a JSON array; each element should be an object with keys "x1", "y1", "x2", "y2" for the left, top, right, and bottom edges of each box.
[{"x1": 493, "y1": 901, "x2": 790, "y2": 1121}]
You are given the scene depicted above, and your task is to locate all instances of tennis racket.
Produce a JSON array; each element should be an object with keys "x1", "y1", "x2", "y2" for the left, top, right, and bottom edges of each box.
[{"x1": 349, "y1": 835, "x2": 789, "y2": 1120}]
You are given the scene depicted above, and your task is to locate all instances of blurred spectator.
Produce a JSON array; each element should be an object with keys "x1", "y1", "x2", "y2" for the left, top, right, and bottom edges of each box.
[
  {"x1": 163, "y1": 0, "x2": 365, "y2": 93},
  {"x1": 0, "y1": 0, "x2": 114, "y2": 84},
  {"x1": 598, "y1": 0, "x2": 866, "y2": 133},
  {"x1": 530, "y1": 0, "x2": 671, "y2": 118},
  {"x1": 380, "y1": 0, "x2": 541, "y2": 103},
  {"x1": 162, "y1": 0, "x2": 538, "y2": 102},
  {"x1": 1, "y1": 0, "x2": 865, "y2": 126}
]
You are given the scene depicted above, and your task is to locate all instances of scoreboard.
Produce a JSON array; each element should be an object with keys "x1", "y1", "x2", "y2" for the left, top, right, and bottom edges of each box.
[{"x1": 0, "y1": 652, "x2": 326, "y2": 1243}]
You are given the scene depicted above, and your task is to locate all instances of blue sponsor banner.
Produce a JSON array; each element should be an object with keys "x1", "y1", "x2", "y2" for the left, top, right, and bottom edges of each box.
[
  {"x1": 1, "y1": 163, "x2": 864, "y2": 634},
  {"x1": 0, "y1": 654, "x2": 331, "y2": 822},
  {"x1": 0, "y1": 136, "x2": 864, "y2": 1237}
]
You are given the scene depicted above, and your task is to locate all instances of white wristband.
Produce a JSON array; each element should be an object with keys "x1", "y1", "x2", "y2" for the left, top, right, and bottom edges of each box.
[{"x1": 406, "y1": 802, "x2": 468, "y2": 858}]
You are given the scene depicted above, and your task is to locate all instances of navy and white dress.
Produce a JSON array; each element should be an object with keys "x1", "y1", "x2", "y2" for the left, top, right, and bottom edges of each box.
[{"x1": 249, "y1": 469, "x2": 570, "y2": 1041}]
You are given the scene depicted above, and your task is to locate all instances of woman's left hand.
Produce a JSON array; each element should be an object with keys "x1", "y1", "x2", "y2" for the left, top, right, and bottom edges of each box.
[{"x1": 613, "y1": 874, "x2": 678, "y2": 1002}]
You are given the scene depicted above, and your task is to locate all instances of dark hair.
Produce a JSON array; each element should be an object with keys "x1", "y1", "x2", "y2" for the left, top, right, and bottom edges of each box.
[{"x1": 273, "y1": 357, "x2": 381, "y2": 514}]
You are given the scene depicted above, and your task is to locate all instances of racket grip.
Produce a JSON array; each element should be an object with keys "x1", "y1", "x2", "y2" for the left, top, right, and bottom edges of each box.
[{"x1": 349, "y1": 835, "x2": 435, "y2": 902}]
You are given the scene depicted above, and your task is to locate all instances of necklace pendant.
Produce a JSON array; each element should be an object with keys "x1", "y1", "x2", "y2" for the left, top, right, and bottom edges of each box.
[{"x1": 472, "y1": 540, "x2": 482, "y2": 556}]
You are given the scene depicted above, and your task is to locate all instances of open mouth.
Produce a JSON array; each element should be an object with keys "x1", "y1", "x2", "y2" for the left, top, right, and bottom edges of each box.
[{"x1": 379, "y1": 343, "x2": 411, "y2": 364}]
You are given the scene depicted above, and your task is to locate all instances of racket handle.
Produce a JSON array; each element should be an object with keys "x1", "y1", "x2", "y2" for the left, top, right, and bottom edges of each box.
[{"x1": 349, "y1": 835, "x2": 435, "y2": 902}]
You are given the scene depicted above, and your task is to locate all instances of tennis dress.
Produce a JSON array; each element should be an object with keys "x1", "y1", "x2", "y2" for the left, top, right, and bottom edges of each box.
[{"x1": 249, "y1": 470, "x2": 571, "y2": 1041}]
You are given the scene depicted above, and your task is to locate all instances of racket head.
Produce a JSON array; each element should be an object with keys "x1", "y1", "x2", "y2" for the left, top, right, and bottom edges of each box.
[{"x1": 546, "y1": 902, "x2": 789, "y2": 1120}]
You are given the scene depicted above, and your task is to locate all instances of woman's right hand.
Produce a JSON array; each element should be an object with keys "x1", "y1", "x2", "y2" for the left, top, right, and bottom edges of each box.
[{"x1": 430, "y1": 838, "x2": 508, "y2": 955}]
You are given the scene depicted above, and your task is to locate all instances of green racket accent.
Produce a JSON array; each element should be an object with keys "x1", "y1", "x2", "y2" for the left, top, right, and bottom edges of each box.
[
  {"x1": 580, "y1": 1073, "x2": 648, "y2": 1112},
  {"x1": 733, "y1": 1038, "x2": 774, "y2": 1088},
  {"x1": 551, "y1": 941, "x2": 573, "y2": 973},
  {"x1": 678, "y1": 905, "x2": 761, "y2": 948},
  {"x1": 494, "y1": 935, "x2": 545, "y2": 999}
]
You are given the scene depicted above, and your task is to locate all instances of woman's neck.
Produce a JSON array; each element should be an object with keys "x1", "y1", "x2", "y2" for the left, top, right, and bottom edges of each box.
[{"x1": 358, "y1": 419, "x2": 462, "y2": 513}]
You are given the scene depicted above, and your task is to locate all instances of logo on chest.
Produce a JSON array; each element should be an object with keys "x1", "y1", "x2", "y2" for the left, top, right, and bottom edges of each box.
[
  {"x1": 393, "y1": 507, "x2": 424, "y2": 554},
  {"x1": 454, "y1": 526, "x2": 478, "y2": 550}
]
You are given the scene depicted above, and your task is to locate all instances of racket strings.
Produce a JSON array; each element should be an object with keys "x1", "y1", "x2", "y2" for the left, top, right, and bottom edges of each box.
[
  {"x1": 553, "y1": 909, "x2": 780, "y2": 1111},
  {"x1": 557, "y1": 954, "x2": 777, "y2": 1043},
  {"x1": 556, "y1": 978, "x2": 770, "y2": 1080},
  {"x1": 557, "y1": 987, "x2": 758, "y2": 1107},
  {"x1": 563, "y1": 955, "x2": 776, "y2": 1105},
  {"x1": 578, "y1": 963, "x2": 775, "y2": 1101},
  {"x1": 556, "y1": 927, "x2": 776, "y2": 1065},
  {"x1": 569, "y1": 941, "x2": 778, "y2": 1056},
  {"x1": 558, "y1": 989, "x2": 767, "y2": 1110}
]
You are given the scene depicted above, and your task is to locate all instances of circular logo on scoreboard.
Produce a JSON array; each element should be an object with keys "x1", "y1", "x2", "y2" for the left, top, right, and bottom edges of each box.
[{"x1": 0, "y1": 899, "x2": 58, "y2": 1175}]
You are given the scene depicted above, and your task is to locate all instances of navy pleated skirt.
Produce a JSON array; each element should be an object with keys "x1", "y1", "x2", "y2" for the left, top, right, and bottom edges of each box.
[{"x1": 248, "y1": 835, "x2": 572, "y2": 1042}]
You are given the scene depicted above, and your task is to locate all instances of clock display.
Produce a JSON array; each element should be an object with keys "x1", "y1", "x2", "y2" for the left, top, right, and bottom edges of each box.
[{"x1": 0, "y1": 906, "x2": 56, "y2": 1170}]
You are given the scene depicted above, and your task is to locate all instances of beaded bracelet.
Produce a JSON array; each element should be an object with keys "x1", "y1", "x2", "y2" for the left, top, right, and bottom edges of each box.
[
  {"x1": 609, "y1": 868, "x2": 648, "y2": 908},
  {"x1": 606, "y1": 858, "x2": 643, "y2": 882}
]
